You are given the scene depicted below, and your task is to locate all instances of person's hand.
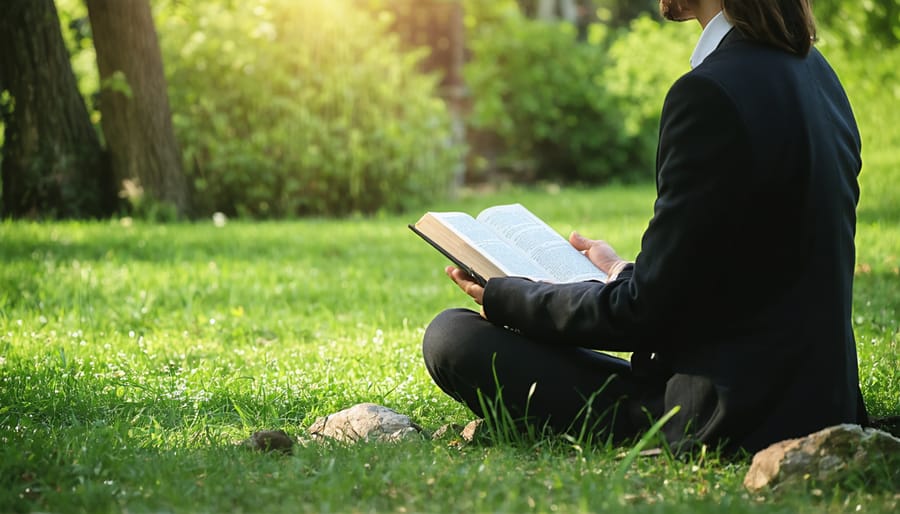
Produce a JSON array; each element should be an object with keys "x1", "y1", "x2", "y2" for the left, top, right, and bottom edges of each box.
[
  {"x1": 445, "y1": 266, "x2": 487, "y2": 318},
  {"x1": 569, "y1": 231, "x2": 631, "y2": 279}
]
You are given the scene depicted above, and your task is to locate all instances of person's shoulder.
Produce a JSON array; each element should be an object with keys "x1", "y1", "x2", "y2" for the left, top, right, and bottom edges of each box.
[
  {"x1": 804, "y1": 46, "x2": 844, "y2": 85},
  {"x1": 666, "y1": 33, "x2": 760, "y2": 98},
  {"x1": 699, "y1": 36, "x2": 846, "y2": 100},
  {"x1": 665, "y1": 67, "x2": 733, "y2": 105},
  {"x1": 696, "y1": 45, "x2": 772, "y2": 79},
  {"x1": 700, "y1": 30, "x2": 834, "y2": 79},
  {"x1": 683, "y1": 34, "x2": 814, "y2": 104},
  {"x1": 661, "y1": 69, "x2": 741, "y2": 124}
]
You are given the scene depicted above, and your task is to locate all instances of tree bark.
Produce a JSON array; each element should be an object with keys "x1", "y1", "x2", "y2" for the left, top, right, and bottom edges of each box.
[
  {"x1": 86, "y1": 0, "x2": 188, "y2": 216},
  {"x1": 559, "y1": 0, "x2": 577, "y2": 23},
  {"x1": 537, "y1": 0, "x2": 556, "y2": 19},
  {"x1": 0, "y1": 0, "x2": 114, "y2": 218},
  {"x1": 537, "y1": 0, "x2": 577, "y2": 22}
]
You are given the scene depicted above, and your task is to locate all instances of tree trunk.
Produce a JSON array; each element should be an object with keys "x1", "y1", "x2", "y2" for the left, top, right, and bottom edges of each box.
[
  {"x1": 536, "y1": 0, "x2": 578, "y2": 23},
  {"x1": 537, "y1": 0, "x2": 556, "y2": 19},
  {"x1": 86, "y1": 0, "x2": 188, "y2": 216},
  {"x1": 559, "y1": 0, "x2": 577, "y2": 23},
  {"x1": 0, "y1": 0, "x2": 114, "y2": 218}
]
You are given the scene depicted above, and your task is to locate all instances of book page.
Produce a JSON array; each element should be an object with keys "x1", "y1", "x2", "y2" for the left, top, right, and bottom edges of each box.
[
  {"x1": 476, "y1": 204, "x2": 607, "y2": 283},
  {"x1": 430, "y1": 212, "x2": 554, "y2": 281}
]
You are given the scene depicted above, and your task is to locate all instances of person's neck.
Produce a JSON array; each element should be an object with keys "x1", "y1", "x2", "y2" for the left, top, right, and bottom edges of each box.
[{"x1": 695, "y1": 1, "x2": 723, "y2": 28}]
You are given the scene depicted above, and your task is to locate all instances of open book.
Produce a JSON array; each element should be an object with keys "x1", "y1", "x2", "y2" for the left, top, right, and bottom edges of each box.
[{"x1": 409, "y1": 203, "x2": 607, "y2": 286}]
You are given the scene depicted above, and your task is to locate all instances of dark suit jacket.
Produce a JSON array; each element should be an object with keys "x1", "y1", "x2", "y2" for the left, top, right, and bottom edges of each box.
[{"x1": 482, "y1": 30, "x2": 867, "y2": 453}]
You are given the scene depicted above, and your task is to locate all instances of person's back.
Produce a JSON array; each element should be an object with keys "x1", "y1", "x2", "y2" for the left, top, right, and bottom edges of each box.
[
  {"x1": 634, "y1": 30, "x2": 865, "y2": 452},
  {"x1": 421, "y1": 0, "x2": 867, "y2": 455}
]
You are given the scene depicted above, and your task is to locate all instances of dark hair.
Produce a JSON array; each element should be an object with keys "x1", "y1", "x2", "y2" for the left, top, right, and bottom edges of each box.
[{"x1": 723, "y1": 0, "x2": 817, "y2": 55}]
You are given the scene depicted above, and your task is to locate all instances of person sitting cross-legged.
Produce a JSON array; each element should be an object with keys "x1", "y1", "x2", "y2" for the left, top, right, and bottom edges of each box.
[{"x1": 422, "y1": 0, "x2": 869, "y2": 454}]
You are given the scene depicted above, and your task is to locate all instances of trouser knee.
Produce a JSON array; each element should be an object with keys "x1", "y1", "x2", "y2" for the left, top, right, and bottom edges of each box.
[{"x1": 422, "y1": 308, "x2": 481, "y2": 369}]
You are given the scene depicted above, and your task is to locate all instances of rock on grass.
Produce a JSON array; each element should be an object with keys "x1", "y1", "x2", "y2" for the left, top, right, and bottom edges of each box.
[
  {"x1": 243, "y1": 429, "x2": 295, "y2": 455},
  {"x1": 744, "y1": 424, "x2": 900, "y2": 493},
  {"x1": 308, "y1": 403, "x2": 422, "y2": 444}
]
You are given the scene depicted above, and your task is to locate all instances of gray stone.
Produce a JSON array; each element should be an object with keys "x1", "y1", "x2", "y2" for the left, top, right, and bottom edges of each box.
[
  {"x1": 744, "y1": 424, "x2": 900, "y2": 493},
  {"x1": 308, "y1": 403, "x2": 422, "y2": 444}
]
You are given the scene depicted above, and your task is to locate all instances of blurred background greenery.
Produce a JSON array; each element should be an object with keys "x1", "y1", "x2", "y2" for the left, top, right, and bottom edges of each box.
[{"x1": 1, "y1": 0, "x2": 898, "y2": 218}]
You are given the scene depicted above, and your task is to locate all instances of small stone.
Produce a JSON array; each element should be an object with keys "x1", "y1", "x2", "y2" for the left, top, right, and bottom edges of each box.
[
  {"x1": 743, "y1": 424, "x2": 900, "y2": 493},
  {"x1": 244, "y1": 429, "x2": 295, "y2": 455},
  {"x1": 461, "y1": 419, "x2": 485, "y2": 443},
  {"x1": 432, "y1": 423, "x2": 465, "y2": 440},
  {"x1": 308, "y1": 403, "x2": 422, "y2": 444}
]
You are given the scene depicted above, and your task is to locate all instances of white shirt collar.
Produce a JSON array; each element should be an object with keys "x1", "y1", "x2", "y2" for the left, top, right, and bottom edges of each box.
[{"x1": 690, "y1": 11, "x2": 734, "y2": 68}]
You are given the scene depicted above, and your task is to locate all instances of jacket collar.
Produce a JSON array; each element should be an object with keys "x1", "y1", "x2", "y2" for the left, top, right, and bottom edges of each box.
[{"x1": 690, "y1": 11, "x2": 734, "y2": 68}]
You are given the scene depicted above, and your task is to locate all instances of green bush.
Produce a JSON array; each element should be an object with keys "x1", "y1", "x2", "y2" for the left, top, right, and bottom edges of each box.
[
  {"x1": 814, "y1": 0, "x2": 900, "y2": 50},
  {"x1": 463, "y1": 9, "x2": 696, "y2": 184},
  {"x1": 465, "y1": 11, "x2": 632, "y2": 183},
  {"x1": 158, "y1": 0, "x2": 461, "y2": 217},
  {"x1": 600, "y1": 16, "x2": 696, "y2": 171},
  {"x1": 817, "y1": 30, "x2": 900, "y2": 220}
]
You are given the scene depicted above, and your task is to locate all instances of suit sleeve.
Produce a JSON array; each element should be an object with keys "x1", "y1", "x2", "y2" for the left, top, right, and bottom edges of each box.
[{"x1": 482, "y1": 74, "x2": 754, "y2": 352}]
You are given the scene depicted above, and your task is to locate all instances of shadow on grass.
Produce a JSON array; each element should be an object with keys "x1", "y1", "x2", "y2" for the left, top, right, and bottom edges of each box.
[{"x1": 0, "y1": 223, "x2": 366, "y2": 265}]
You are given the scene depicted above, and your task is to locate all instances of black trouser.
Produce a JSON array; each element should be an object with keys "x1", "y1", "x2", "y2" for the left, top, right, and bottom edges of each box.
[{"x1": 422, "y1": 308, "x2": 664, "y2": 442}]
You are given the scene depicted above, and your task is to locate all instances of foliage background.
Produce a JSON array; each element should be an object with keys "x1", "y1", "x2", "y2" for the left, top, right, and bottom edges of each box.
[
  {"x1": 158, "y1": 0, "x2": 460, "y2": 217},
  {"x1": 39, "y1": 0, "x2": 462, "y2": 218},
  {"x1": 462, "y1": 1, "x2": 696, "y2": 183},
  {"x1": 4, "y1": 0, "x2": 897, "y2": 217}
]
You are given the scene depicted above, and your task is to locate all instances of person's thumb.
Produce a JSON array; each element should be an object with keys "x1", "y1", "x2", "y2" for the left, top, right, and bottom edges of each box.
[{"x1": 569, "y1": 231, "x2": 591, "y2": 251}]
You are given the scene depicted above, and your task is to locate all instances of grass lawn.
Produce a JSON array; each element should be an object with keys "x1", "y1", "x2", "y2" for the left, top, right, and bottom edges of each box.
[{"x1": 1, "y1": 170, "x2": 898, "y2": 513}]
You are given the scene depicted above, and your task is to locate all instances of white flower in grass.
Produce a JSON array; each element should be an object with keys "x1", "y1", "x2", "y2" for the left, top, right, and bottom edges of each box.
[{"x1": 212, "y1": 212, "x2": 227, "y2": 227}]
